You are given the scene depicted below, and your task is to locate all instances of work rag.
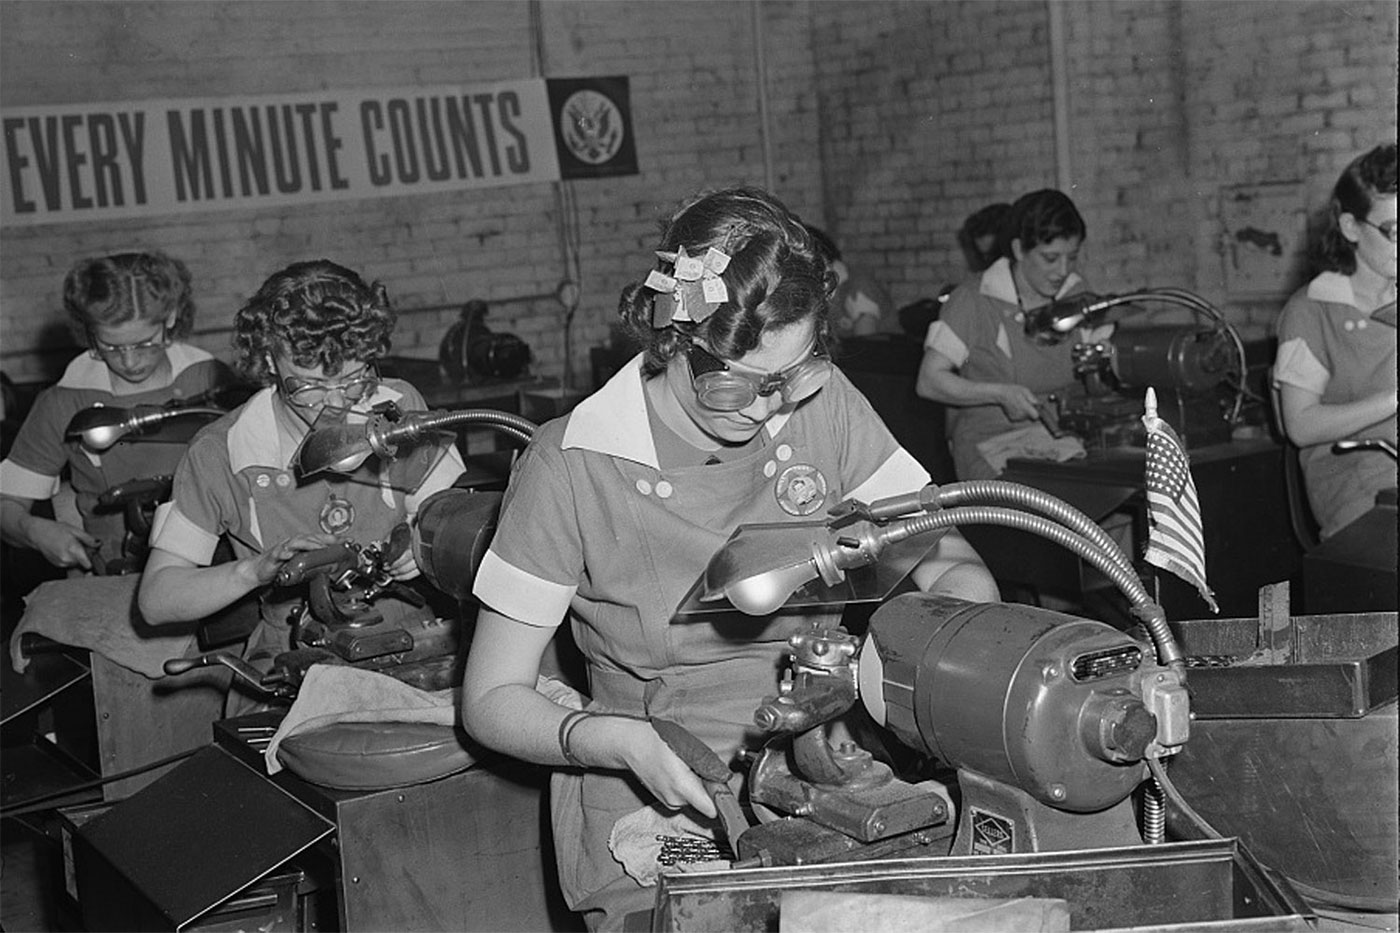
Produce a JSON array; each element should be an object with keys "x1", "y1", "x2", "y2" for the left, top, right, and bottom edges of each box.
[
  {"x1": 9, "y1": 574, "x2": 197, "y2": 679},
  {"x1": 976, "y1": 423, "x2": 1086, "y2": 475}
]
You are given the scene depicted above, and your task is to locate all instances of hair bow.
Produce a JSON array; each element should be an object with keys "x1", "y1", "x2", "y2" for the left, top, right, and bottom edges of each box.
[{"x1": 644, "y1": 246, "x2": 731, "y2": 327}]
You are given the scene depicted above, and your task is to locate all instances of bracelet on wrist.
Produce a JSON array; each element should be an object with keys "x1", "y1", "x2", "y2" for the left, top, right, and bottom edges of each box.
[{"x1": 557, "y1": 710, "x2": 594, "y2": 769}]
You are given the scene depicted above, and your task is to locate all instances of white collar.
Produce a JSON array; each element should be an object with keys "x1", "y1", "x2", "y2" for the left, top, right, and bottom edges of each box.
[
  {"x1": 560, "y1": 354, "x2": 792, "y2": 468},
  {"x1": 980, "y1": 256, "x2": 1082, "y2": 306},
  {"x1": 55, "y1": 342, "x2": 213, "y2": 391},
  {"x1": 227, "y1": 382, "x2": 405, "y2": 473},
  {"x1": 1306, "y1": 271, "x2": 1361, "y2": 308}
]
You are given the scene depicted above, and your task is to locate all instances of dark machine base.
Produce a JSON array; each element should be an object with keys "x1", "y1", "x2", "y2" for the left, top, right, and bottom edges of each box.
[
  {"x1": 65, "y1": 713, "x2": 579, "y2": 932},
  {"x1": 950, "y1": 769, "x2": 1143, "y2": 856}
]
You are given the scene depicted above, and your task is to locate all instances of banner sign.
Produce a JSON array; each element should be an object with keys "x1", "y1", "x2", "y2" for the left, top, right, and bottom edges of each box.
[{"x1": 1, "y1": 76, "x2": 634, "y2": 228}]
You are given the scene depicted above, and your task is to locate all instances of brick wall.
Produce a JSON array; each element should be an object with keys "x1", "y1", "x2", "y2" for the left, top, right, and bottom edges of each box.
[
  {"x1": 2, "y1": 1, "x2": 1395, "y2": 385},
  {"x1": 811, "y1": 0, "x2": 1397, "y2": 339},
  {"x1": 0, "y1": 0, "x2": 822, "y2": 384}
]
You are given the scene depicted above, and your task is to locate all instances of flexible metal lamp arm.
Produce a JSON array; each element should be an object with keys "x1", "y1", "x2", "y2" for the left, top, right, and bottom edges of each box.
[
  {"x1": 1070, "y1": 289, "x2": 1249, "y2": 427},
  {"x1": 65, "y1": 405, "x2": 228, "y2": 451},
  {"x1": 295, "y1": 407, "x2": 538, "y2": 478},
  {"x1": 367, "y1": 409, "x2": 537, "y2": 458}
]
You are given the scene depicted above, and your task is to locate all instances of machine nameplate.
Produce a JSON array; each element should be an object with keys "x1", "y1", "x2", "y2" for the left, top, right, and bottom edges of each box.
[{"x1": 968, "y1": 808, "x2": 1014, "y2": 855}]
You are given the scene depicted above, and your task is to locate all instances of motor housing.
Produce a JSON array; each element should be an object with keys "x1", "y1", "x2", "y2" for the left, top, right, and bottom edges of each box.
[{"x1": 861, "y1": 592, "x2": 1158, "y2": 813}]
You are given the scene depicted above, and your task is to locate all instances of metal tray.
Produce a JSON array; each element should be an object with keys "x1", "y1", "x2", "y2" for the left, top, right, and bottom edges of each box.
[
  {"x1": 1170, "y1": 611, "x2": 1397, "y2": 718},
  {"x1": 653, "y1": 838, "x2": 1310, "y2": 932}
]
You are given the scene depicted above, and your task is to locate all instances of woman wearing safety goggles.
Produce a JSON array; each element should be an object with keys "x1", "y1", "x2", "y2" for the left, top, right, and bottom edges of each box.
[{"x1": 461, "y1": 187, "x2": 996, "y2": 931}]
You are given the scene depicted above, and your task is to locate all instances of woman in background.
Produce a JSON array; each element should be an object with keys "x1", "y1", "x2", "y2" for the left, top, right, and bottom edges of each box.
[
  {"x1": 139, "y1": 260, "x2": 464, "y2": 710},
  {"x1": 916, "y1": 189, "x2": 1108, "y2": 480},
  {"x1": 0, "y1": 251, "x2": 235, "y2": 572},
  {"x1": 1274, "y1": 143, "x2": 1397, "y2": 540}
]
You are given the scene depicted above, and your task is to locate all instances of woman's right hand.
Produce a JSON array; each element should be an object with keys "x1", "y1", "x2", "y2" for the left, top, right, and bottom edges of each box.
[
  {"x1": 30, "y1": 518, "x2": 100, "y2": 570},
  {"x1": 996, "y1": 383, "x2": 1042, "y2": 421},
  {"x1": 583, "y1": 716, "x2": 718, "y2": 818},
  {"x1": 243, "y1": 533, "x2": 342, "y2": 586}
]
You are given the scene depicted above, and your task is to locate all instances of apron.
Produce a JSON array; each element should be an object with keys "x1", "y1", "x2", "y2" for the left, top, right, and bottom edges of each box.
[
  {"x1": 229, "y1": 460, "x2": 431, "y2": 711},
  {"x1": 1298, "y1": 310, "x2": 1398, "y2": 538},
  {"x1": 549, "y1": 408, "x2": 845, "y2": 924},
  {"x1": 949, "y1": 305, "x2": 1080, "y2": 480}
]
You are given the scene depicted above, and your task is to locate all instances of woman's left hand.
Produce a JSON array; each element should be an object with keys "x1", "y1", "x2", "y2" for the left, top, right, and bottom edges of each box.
[{"x1": 384, "y1": 547, "x2": 421, "y2": 581}]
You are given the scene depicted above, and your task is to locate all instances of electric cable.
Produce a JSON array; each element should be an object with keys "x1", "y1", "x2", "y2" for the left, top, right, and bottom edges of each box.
[{"x1": 0, "y1": 747, "x2": 198, "y2": 820}]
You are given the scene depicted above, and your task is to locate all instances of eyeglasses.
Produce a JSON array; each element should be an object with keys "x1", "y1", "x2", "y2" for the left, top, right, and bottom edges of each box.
[
  {"x1": 686, "y1": 344, "x2": 832, "y2": 412},
  {"x1": 88, "y1": 325, "x2": 170, "y2": 360},
  {"x1": 1360, "y1": 218, "x2": 1398, "y2": 244},
  {"x1": 276, "y1": 363, "x2": 380, "y2": 407}
]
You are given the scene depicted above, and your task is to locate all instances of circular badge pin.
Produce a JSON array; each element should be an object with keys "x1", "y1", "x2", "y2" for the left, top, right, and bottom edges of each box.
[
  {"x1": 319, "y1": 494, "x2": 355, "y2": 535},
  {"x1": 774, "y1": 464, "x2": 828, "y2": 516}
]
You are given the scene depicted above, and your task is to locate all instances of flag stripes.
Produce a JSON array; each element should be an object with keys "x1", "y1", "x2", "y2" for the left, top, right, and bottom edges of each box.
[{"x1": 1142, "y1": 413, "x2": 1219, "y2": 613}]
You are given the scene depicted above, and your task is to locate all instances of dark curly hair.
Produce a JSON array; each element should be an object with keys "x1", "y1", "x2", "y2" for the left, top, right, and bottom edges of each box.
[
  {"x1": 1318, "y1": 144, "x2": 1397, "y2": 275},
  {"x1": 63, "y1": 251, "x2": 196, "y2": 344},
  {"x1": 959, "y1": 202, "x2": 1011, "y2": 272},
  {"x1": 233, "y1": 260, "x2": 396, "y2": 384},
  {"x1": 618, "y1": 187, "x2": 833, "y2": 377},
  {"x1": 998, "y1": 189, "x2": 1086, "y2": 259}
]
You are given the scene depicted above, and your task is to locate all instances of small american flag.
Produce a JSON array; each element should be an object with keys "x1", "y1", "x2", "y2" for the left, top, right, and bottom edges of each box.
[{"x1": 1142, "y1": 388, "x2": 1219, "y2": 613}]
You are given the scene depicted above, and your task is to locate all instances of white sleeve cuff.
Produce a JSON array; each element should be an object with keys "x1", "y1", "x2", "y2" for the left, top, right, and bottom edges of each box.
[
  {"x1": 148, "y1": 502, "x2": 221, "y2": 566},
  {"x1": 1272, "y1": 337, "x2": 1329, "y2": 395},
  {"x1": 0, "y1": 459, "x2": 62, "y2": 500},
  {"x1": 847, "y1": 449, "x2": 932, "y2": 506},
  {"x1": 472, "y1": 549, "x2": 576, "y2": 628},
  {"x1": 924, "y1": 320, "x2": 969, "y2": 367}
]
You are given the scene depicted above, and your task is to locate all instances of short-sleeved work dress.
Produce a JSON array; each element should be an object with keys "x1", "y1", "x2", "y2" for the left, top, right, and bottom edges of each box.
[
  {"x1": 472, "y1": 355, "x2": 939, "y2": 920},
  {"x1": 1273, "y1": 272, "x2": 1398, "y2": 539},
  {"x1": 923, "y1": 258, "x2": 1101, "y2": 480},
  {"x1": 0, "y1": 344, "x2": 235, "y2": 566},
  {"x1": 150, "y1": 380, "x2": 466, "y2": 660}
]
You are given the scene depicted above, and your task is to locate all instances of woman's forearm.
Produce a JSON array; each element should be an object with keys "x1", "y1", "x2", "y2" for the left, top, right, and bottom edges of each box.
[
  {"x1": 463, "y1": 679, "x2": 579, "y2": 765},
  {"x1": 1283, "y1": 390, "x2": 1397, "y2": 447},
  {"x1": 138, "y1": 555, "x2": 263, "y2": 624},
  {"x1": 915, "y1": 356, "x2": 1008, "y2": 408},
  {"x1": 1, "y1": 497, "x2": 42, "y2": 549}
]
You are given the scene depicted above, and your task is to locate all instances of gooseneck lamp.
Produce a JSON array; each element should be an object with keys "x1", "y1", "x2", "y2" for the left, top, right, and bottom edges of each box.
[
  {"x1": 66, "y1": 405, "x2": 227, "y2": 452},
  {"x1": 1022, "y1": 288, "x2": 1250, "y2": 426},
  {"x1": 293, "y1": 408, "x2": 537, "y2": 479},
  {"x1": 697, "y1": 479, "x2": 1187, "y2": 676}
]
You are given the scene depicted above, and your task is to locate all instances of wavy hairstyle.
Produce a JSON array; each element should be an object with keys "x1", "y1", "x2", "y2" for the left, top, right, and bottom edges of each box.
[
  {"x1": 233, "y1": 260, "x2": 396, "y2": 384},
  {"x1": 63, "y1": 251, "x2": 196, "y2": 343},
  {"x1": 998, "y1": 189, "x2": 1086, "y2": 259},
  {"x1": 959, "y1": 202, "x2": 1011, "y2": 272},
  {"x1": 1318, "y1": 143, "x2": 1397, "y2": 275},
  {"x1": 618, "y1": 187, "x2": 833, "y2": 377}
]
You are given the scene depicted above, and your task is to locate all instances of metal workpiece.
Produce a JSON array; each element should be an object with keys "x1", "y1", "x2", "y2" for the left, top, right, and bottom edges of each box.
[
  {"x1": 747, "y1": 743, "x2": 950, "y2": 844},
  {"x1": 754, "y1": 668, "x2": 857, "y2": 735}
]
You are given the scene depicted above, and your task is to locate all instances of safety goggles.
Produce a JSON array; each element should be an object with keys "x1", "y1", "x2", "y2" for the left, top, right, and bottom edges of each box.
[
  {"x1": 1360, "y1": 217, "x2": 1398, "y2": 244},
  {"x1": 88, "y1": 325, "x2": 170, "y2": 360},
  {"x1": 276, "y1": 362, "x2": 380, "y2": 408},
  {"x1": 686, "y1": 343, "x2": 832, "y2": 412}
]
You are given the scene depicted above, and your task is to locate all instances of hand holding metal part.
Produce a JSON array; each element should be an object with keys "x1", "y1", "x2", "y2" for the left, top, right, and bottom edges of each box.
[{"x1": 650, "y1": 717, "x2": 750, "y2": 851}]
